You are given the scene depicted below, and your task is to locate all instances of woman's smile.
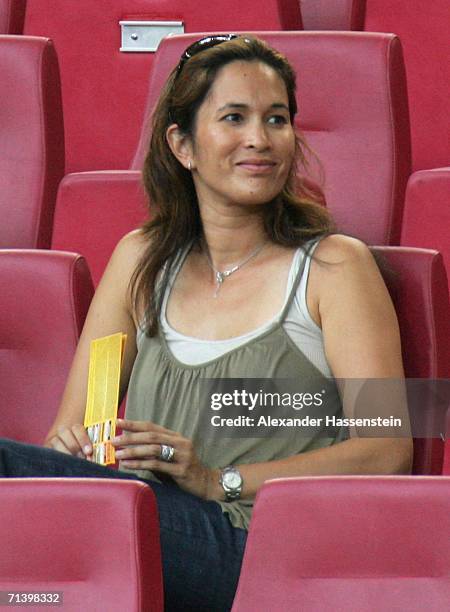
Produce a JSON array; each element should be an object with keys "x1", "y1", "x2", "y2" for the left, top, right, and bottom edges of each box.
[{"x1": 235, "y1": 158, "x2": 277, "y2": 174}]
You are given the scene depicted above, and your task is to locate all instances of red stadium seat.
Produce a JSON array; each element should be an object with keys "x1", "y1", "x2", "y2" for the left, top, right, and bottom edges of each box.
[
  {"x1": 232, "y1": 476, "x2": 450, "y2": 611},
  {"x1": 0, "y1": 0, "x2": 26, "y2": 33},
  {"x1": 364, "y1": 0, "x2": 450, "y2": 172},
  {"x1": 373, "y1": 247, "x2": 450, "y2": 380},
  {"x1": 23, "y1": 0, "x2": 302, "y2": 173},
  {"x1": 0, "y1": 251, "x2": 94, "y2": 444},
  {"x1": 400, "y1": 168, "x2": 450, "y2": 297},
  {"x1": 0, "y1": 478, "x2": 163, "y2": 611},
  {"x1": 0, "y1": 35, "x2": 64, "y2": 248},
  {"x1": 51, "y1": 171, "x2": 147, "y2": 286},
  {"x1": 398, "y1": 170, "x2": 450, "y2": 472},
  {"x1": 371, "y1": 247, "x2": 450, "y2": 474},
  {"x1": 133, "y1": 32, "x2": 411, "y2": 246},
  {"x1": 300, "y1": 0, "x2": 366, "y2": 30}
]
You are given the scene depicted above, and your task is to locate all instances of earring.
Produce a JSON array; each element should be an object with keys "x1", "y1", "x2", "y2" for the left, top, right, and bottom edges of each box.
[{"x1": 188, "y1": 160, "x2": 192, "y2": 171}]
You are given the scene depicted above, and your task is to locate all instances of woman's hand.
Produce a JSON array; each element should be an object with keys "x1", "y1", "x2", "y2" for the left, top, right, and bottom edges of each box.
[
  {"x1": 112, "y1": 418, "x2": 217, "y2": 500},
  {"x1": 44, "y1": 423, "x2": 93, "y2": 460}
]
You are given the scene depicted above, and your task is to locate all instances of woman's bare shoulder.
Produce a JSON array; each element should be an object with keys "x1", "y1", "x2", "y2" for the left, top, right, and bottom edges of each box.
[
  {"x1": 112, "y1": 229, "x2": 148, "y2": 264},
  {"x1": 101, "y1": 229, "x2": 147, "y2": 284},
  {"x1": 311, "y1": 234, "x2": 381, "y2": 290},
  {"x1": 313, "y1": 233, "x2": 373, "y2": 265},
  {"x1": 307, "y1": 234, "x2": 386, "y2": 328},
  {"x1": 96, "y1": 229, "x2": 148, "y2": 301}
]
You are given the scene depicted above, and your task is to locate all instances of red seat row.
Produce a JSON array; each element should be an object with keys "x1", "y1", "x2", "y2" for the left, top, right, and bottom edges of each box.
[
  {"x1": 2, "y1": 1, "x2": 448, "y2": 172},
  {"x1": 1, "y1": 476, "x2": 449, "y2": 611},
  {"x1": 1, "y1": 245, "x2": 448, "y2": 472}
]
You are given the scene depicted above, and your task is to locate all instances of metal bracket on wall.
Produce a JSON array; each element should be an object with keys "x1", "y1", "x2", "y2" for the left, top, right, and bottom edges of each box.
[{"x1": 119, "y1": 21, "x2": 184, "y2": 52}]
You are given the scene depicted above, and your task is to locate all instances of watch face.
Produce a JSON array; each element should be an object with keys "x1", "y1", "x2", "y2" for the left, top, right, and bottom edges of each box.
[{"x1": 223, "y1": 470, "x2": 242, "y2": 489}]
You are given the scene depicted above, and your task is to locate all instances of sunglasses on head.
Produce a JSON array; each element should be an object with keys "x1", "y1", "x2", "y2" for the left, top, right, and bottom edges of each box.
[{"x1": 175, "y1": 34, "x2": 241, "y2": 76}]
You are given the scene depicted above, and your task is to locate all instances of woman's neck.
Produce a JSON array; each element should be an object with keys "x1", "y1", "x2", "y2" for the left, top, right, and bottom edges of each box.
[
  {"x1": 200, "y1": 223, "x2": 269, "y2": 270},
  {"x1": 198, "y1": 203, "x2": 269, "y2": 269}
]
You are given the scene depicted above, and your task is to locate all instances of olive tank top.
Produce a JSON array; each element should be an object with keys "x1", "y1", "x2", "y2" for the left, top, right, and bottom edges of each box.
[{"x1": 122, "y1": 241, "x2": 347, "y2": 530}]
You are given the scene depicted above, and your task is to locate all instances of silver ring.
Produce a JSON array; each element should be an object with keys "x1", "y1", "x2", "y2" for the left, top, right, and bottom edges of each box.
[{"x1": 159, "y1": 444, "x2": 175, "y2": 463}]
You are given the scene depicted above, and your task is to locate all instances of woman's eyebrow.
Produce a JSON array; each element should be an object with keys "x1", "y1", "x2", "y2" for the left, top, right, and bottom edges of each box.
[
  {"x1": 217, "y1": 103, "x2": 247, "y2": 112},
  {"x1": 216, "y1": 102, "x2": 289, "y2": 112}
]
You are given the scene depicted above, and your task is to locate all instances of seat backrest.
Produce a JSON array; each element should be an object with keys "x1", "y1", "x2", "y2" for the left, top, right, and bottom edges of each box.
[
  {"x1": 0, "y1": 478, "x2": 163, "y2": 612},
  {"x1": 133, "y1": 31, "x2": 411, "y2": 245},
  {"x1": 400, "y1": 168, "x2": 450, "y2": 297},
  {"x1": 372, "y1": 247, "x2": 450, "y2": 379},
  {"x1": 23, "y1": 0, "x2": 301, "y2": 173},
  {"x1": 0, "y1": 35, "x2": 64, "y2": 248},
  {"x1": 0, "y1": 0, "x2": 26, "y2": 33},
  {"x1": 300, "y1": 0, "x2": 366, "y2": 30},
  {"x1": 364, "y1": 0, "x2": 450, "y2": 171},
  {"x1": 232, "y1": 476, "x2": 450, "y2": 612},
  {"x1": 371, "y1": 246, "x2": 450, "y2": 475},
  {"x1": 0, "y1": 251, "x2": 94, "y2": 444},
  {"x1": 51, "y1": 170, "x2": 148, "y2": 286}
]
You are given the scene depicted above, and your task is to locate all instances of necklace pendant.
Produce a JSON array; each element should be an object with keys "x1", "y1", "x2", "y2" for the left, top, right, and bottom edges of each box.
[{"x1": 205, "y1": 241, "x2": 268, "y2": 298}]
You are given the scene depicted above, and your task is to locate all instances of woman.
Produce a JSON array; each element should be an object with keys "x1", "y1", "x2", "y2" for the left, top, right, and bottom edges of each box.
[{"x1": 0, "y1": 35, "x2": 412, "y2": 611}]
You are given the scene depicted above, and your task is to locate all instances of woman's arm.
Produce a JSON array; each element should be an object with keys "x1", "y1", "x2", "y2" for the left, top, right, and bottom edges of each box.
[{"x1": 43, "y1": 230, "x2": 146, "y2": 456}]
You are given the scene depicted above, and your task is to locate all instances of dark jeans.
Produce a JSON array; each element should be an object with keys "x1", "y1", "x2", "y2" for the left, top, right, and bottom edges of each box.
[{"x1": 0, "y1": 438, "x2": 247, "y2": 612}]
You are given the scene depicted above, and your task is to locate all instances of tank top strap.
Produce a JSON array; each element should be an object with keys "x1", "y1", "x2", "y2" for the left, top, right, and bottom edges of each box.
[{"x1": 278, "y1": 238, "x2": 319, "y2": 323}]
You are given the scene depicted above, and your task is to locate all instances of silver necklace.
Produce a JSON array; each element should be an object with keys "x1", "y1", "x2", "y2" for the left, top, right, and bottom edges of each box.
[{"x1": 205, "y1": 242, "x2": 268, "y2": 297}]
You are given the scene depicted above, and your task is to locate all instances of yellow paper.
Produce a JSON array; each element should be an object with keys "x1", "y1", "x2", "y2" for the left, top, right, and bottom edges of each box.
[{"x1": 84, "y1": 332, "x2": 127, "y2": 465}]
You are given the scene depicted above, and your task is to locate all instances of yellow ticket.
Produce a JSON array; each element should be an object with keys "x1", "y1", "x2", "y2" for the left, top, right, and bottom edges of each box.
[{"x1": 84, "y1": 332, "x2": 127, "y2": 465}]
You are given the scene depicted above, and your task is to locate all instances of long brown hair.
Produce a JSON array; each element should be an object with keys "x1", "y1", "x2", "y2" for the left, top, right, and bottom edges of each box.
[{"x1": 131, "y1": 35, "x2": 335, "y2": 335}]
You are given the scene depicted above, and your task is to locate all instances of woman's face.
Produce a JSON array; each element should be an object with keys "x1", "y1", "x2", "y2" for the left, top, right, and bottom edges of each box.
[{"x1": 188, "y1": 60, "x2": 296, "y2": 210}]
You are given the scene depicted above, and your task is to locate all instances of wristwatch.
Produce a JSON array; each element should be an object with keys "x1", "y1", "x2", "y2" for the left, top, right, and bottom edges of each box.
[{"x1": 219, "y1": 466, "x2": 243, "y2": 501}]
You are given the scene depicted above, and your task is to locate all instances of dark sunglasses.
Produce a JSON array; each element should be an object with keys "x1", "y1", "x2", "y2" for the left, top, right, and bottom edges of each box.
[{"x1": 175, "y1": 34, "x2": 239, "y2": 76}]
